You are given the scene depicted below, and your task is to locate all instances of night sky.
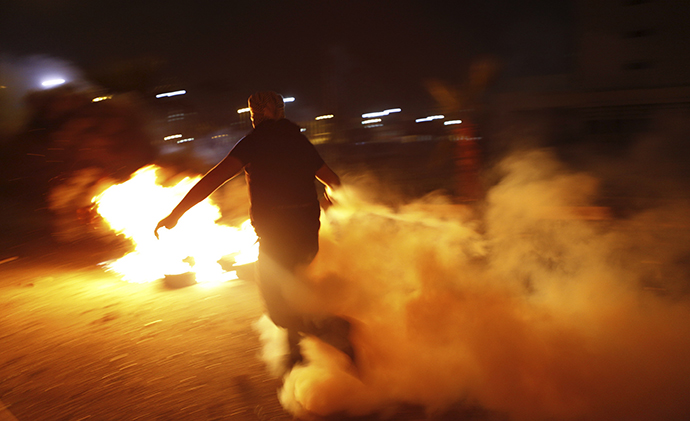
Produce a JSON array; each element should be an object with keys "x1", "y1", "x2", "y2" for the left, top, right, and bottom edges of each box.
[{"x1": 2, "y1": 0, "x2": 573, "y2": 119}]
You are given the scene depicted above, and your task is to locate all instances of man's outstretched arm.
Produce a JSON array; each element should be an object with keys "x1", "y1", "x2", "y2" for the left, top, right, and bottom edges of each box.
[{"x1": 154, "y1": 155, "x2": 244, "y2": 238}]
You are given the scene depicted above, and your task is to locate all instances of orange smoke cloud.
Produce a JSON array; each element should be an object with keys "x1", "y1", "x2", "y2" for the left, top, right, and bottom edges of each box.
[{"x1": 257, "y1": 150, "x2": 690, "y2": 420}]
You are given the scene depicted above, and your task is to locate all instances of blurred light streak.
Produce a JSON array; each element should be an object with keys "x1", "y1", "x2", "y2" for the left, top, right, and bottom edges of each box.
[
  {"x1": 444, "y1": 120, "x2": 462, "y2": 125},
  {"x1": 41, "y1": 78, "x2": 66, "y2": 88},
  {"x1": 164, "y1": 134, "x2": 182, "y2": 141},
  {"x1": 156, "y1": 90, "x2": 186, "y2": 98},
  {"x1": 239, "y1": 97, "x2": 293, "y2": 114},
  {"x1": 315, "y1": 114, "x2": 334, "y2": 120},
  {"x1": 176, "y1": 137, "x2": 194, "y2": 143},
  {"x1": 92, "y1": 95, "x2": 112, "y2": 102},
  {"x1": 362, "y1": 118, "x2": 382, "y2": 125},
  {"x1": 362, "y1": 108, "x2": 401, "y2": 119},
  {"x1": 415, "y1": 115, "x2": 445, "y2": 123}
]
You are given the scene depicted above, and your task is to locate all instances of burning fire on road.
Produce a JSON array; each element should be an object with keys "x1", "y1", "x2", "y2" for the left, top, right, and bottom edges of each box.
[{"x1": 91, "y1": 165, "x2": 258, "y2": 287}]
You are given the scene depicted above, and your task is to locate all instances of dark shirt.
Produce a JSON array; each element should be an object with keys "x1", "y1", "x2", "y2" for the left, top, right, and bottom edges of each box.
[{"x1": 229, "y1": 119, "x2": 324, "y2": 216}]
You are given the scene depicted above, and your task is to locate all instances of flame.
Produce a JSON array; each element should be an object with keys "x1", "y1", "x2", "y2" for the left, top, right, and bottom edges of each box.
[{"x1": 92, "y1": 165, "x2": 258, "y2": 286}]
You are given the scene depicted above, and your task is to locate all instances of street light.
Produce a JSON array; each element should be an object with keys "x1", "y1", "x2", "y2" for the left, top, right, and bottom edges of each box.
[
  {"x1": 361, "y1": 108, "x2": 401, "y2": 119},
  {"x1": 415, "y1": 115, "x2": 444, "y2": 123},
  {"x1": 41, "y1": 78, "x2": 66, "y2": 88},
  {"x1": 156, "y1": 90, "x2": 186, "y2": 98}
]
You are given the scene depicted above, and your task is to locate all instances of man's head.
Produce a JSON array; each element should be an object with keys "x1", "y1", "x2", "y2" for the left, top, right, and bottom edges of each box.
[{"x1": 248, "y1": 91, "x2": 285, "y2": 127}]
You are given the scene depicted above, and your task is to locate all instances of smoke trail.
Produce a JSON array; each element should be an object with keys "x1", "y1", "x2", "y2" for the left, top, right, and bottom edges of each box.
[{"x1": 257, "y1": 149, "x2": 690, "y2": 420}]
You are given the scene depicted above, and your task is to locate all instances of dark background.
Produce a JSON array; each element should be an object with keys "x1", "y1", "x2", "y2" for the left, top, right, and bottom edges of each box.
[{"x1": 1, "y1": 0, "x2": 574, "y2": 118}]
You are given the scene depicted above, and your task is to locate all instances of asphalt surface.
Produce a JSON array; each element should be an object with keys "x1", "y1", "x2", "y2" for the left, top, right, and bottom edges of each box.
[
  {"x1": 0, "y1": 241, "x2": 499, "y2": 421},
  {"x1": 0, "y1": 244, "x2": 295, "y2": 421}
]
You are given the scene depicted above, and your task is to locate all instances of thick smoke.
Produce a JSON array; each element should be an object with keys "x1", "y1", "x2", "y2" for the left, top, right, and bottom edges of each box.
[{"x1": 257, "y1": 149, "x2": 690, "y2": 420}]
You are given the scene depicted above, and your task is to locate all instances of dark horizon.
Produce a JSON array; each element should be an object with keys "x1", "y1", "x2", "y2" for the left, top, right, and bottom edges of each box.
[{"x1": 1, "y1": 0, "x2": 575, "y2": 118}]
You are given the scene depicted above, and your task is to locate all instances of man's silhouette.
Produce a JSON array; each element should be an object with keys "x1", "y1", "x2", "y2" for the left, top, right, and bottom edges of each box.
[{"x1": 155, "y1": 91, "x2": 354, "y2": 369}]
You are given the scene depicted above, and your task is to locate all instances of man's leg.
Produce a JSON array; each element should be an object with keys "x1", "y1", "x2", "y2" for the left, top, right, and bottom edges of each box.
[
  {"x1": 256, "y1": 251, "x2": 307, "y2": 369},
  {"x1": 257, "y1": 255, "x2": 356, "y2": 367},
  {"x1": 255, "y1": 207, "x2": 355, "y2": 368},
  {"x1": 300, "y1": 315, "x2": 356, "y2": 365},
  {"x1": 287, "y1": 329, "x2": 303, "y2": 367}
]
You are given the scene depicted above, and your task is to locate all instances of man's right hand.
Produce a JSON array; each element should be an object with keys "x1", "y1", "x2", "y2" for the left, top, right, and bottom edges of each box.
[
  {"x1": 320, "y1": 188, "x2": 338, "y2": 210},
  {"x1": 154, "y1": 215, "x2": 179, "y2": 239}
]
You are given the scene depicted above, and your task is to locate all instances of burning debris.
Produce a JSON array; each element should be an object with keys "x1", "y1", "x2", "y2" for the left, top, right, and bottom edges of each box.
[{"x1": 92, "y1": 165, "x2": 258, "y2": 286}]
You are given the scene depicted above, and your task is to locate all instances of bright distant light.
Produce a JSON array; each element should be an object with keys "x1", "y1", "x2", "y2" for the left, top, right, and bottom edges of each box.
[
  {"x1": 362, "y1": 108, "x2": 401, "y2": 119},
  {"x1": 444, "y1": 120, "x2": 462, "y2": 125},
  {"x1": 363, "y1": 111, "x2": 386, "y2": 118},
  {"x1": 283, "y1": 97, "x2": 295, "y2": 103},
  {"x1": 362, "y1": 118, "x2": 382, "y2": 125},
  {"x1": 156, "y1": 90, "x2": 186, "y2": 98},
  {"x1": 92, "y1": 95, "x2": 112, "y2": 102},
  {"x1": 300, "y1": 128, "x2": 307, "y2": 132},
  {"x1": 415, "y1": 115, "x2": 445, "y2": 123},
  {"x1": 41, "y1": 78, "x2": 66, "y2": 88},
  {"x1": 315, "y1": 114, "x2": 334, "y2": 120},
  {"x1": 164, "y1": 134, "x2": 182, "y2": 141}
]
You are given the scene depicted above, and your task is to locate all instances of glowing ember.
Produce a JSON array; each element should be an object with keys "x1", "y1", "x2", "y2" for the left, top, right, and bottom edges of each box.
[{"x1": 92, "y1": 165, "x2": 258, "y2": 286}]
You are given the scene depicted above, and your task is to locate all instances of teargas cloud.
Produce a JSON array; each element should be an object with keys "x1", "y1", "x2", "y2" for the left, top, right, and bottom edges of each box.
[{"x1": 262, "y1": 151, "x2": 690, "y2": 421}]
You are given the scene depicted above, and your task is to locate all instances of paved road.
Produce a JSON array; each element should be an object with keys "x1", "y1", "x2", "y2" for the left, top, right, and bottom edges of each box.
[{"x1": 0, "y1": 252, "x2": 292, "y2": 421}]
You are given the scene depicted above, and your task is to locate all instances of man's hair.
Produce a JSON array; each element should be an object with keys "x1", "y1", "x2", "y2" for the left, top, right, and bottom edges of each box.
[{"x1": 248, "y1": 91, "x2": 285, "y2": 122}]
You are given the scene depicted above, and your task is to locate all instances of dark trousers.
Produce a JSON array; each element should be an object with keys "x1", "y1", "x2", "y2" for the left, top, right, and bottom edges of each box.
[{"x1": 253, "y1": 204, "x2": 352, "y2": 364}]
